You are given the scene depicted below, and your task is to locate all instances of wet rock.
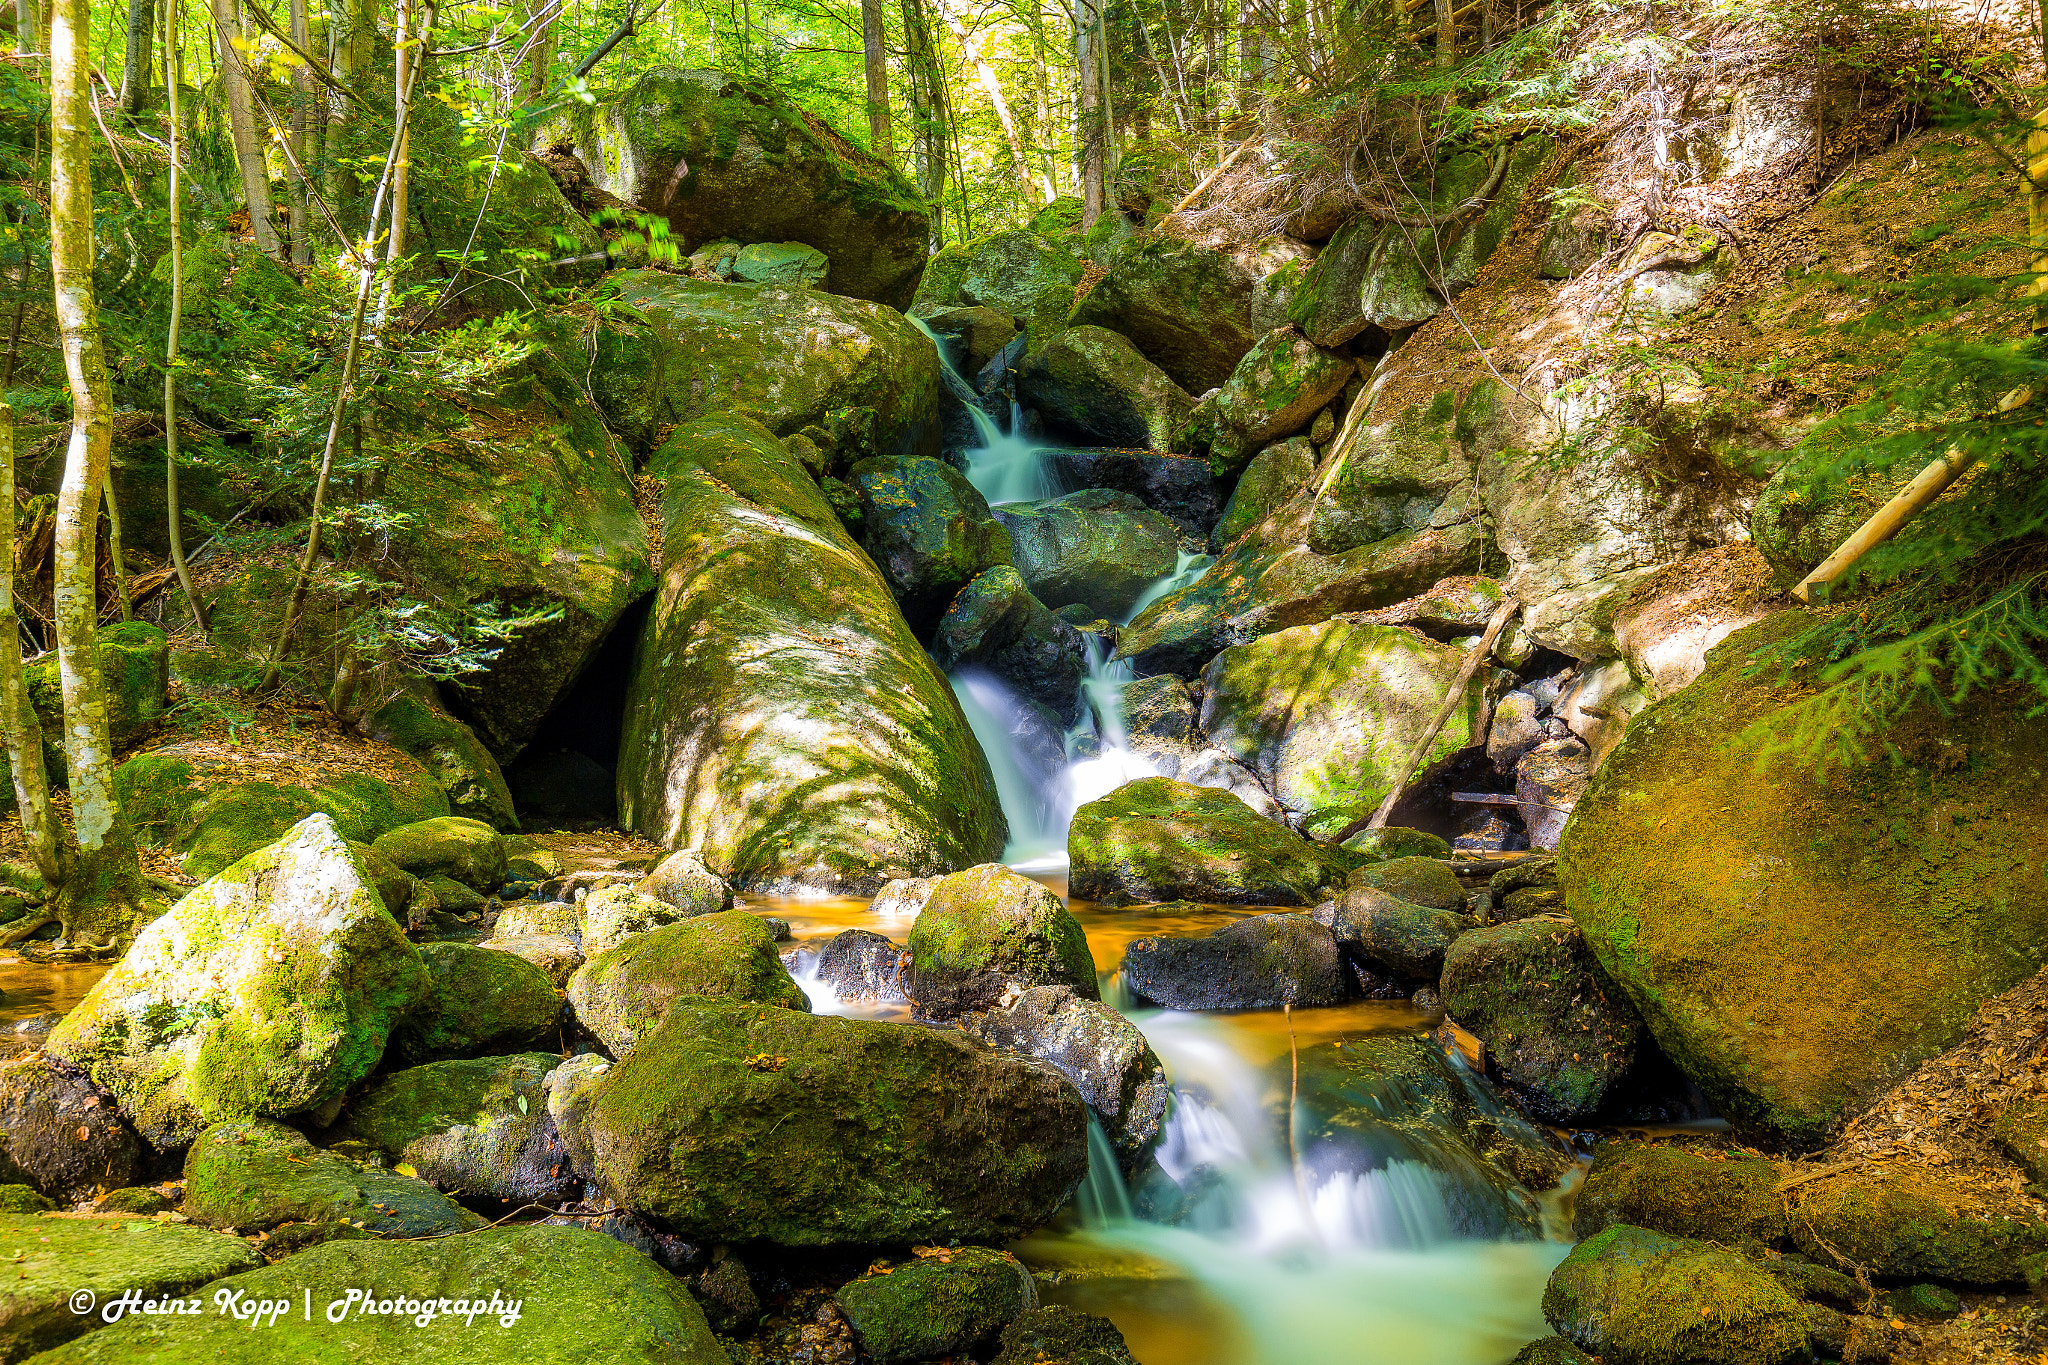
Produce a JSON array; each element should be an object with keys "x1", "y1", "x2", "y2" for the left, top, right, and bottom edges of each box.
[
  {"x1": 639, "y1": 850, "x2": 732, "y2": 916},
  {"x1": 1440, "y1": 921, "x2": 1644, "y2": 1123},
  {"x1": 854, "y1": 456, "x2": 1015, "y2": 633},
  {"x1": 836, "y1": 1247, "x2": 1036, "y2": 1364},
  {"x1": 1068, "y1": 236, "x2": 1255, "y2": 392},
  {"x1": 920, "y1": 304, "x2": 1023, "y2": 377},
  {"x1": 732, "y1": 240, "x2": 830, "y2": 287},
  {"x1": 995, "y1": 489, "x2": 1182, "y2": 620},
  {"x1": 1200, "y1": 617, "x2": 1492, "y2": 816},
  {"x1": 393, "y1": 940, "x2": 561, "y2": 1065},
  {"x1": 1120, "y1": 674, "x2": 1195, "y2": 743},
  {"x1": 0, "y1": 1055, "x2": 144, "y2": 1202},
  {"x1": 1346, "y1": 856, "x2": 1467, "y2": 912},
  {"x1": 32, "y1": 1223, "x2": 726, "y2": 1363},
  {"x1": 569, "y1": 910, "x2": 809, "y2": 1058},
  {"x1": 566, "y1": 1004, "x2": 1090, "y2": 1245},
  {"x1": 1210, "y1": 436, "x2": 1315, "y2": 552},
  {"x1": 49, "y1": 814, "x2": 428, "y2": 1149},
  {"x1": 347, "y1": 1054, "x2": 581, "y2": 1206},
  {"x1": 916, "y1": 228, "x2": 1087, "y2": 349},
  {"x1": 1509, "y1": 1338, "x2": 1596, "y2": 1365},
  {"x1": 1787, "y1": 1168, "x2": 2048, "y2": 1283},
  {"x1": 476, "y1": 933, "x2": 583, "y2": 986},
  {"x1": 1315, "y1": 887, "x2": 1473, "y2": 982},
  {"x1": 1183, "y1": 328, "x2": 1354, "y2": 478},
  {"x1": 1542, "y1": 1225, "x2": 1809, "y2": 1365},
  {"x1": 1123, "y1": 912, "x2": 1346, "y2": 1010},
  {"x1": 183, "y1": 1118, "x2": 485, "y2": 1236},
  {"x1": 370, "y1": 815, "x2": 508, "y2": 891},
  {"x1": 906, "y1": 864, "x2": 1098, "y2": 1020},
  {"x1": 618, "y1": 415, "x2": 1004, "y2": 894},
  {"x1": 1043, "y1": 448, "x2": 1219, "y2": 537},
  {"x1": 992, "y1": 1305, "x2": 1139, "y2": 1365},
  {"x1": 869, "y1": 876, "x2": 943, "y2": 920},
  {"x1": 1015, "y1": 326, "x2": 1194, "y2": 451},
  {"x1": 958, "y1": 985, "x2": 1168, "y2": 1171},
  {"x1": 798, "y1": 928, "x2": 908, "y2": 1002},
  {"x1": 933, "y1": 567, "x2": 1088, "y2": 726},
  {"x1": 1488, "y1": 691, "x2": 1545, "y2": 772},
  {"x1": 1068, "y1": 777, "x2": 1352, "y2": 906},
  {"x1": 0, "y1": 1213, "x2": 259, "y2": 1361},
  {"x1": 1489, "y1": 859, "x2": 1562, "y2": 922}
]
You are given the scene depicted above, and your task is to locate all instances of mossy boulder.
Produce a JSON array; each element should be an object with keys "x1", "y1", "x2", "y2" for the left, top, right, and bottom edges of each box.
[
  {"x1": 0, "y1": 1186, "x2": 50, "y2": 1213},
  {"x1": 905, "y1": 865, "x2": 1098, "y2": 1020},
  {"x1": 1184, "y1": 328, "x2": 1353, "y2": 478},
  {"x1": 1786, "y1": 1168, "x2": 2048, "y2": 1283},
  {"x1": 991, "y1": 1306, "x2": 1138, "y2": 1365},
  {"x1": 835, "y1": 1247, "x2": 1036, "y2": 1363},
  {"x1": 575, "y1": 885, "x2": 695, "y2": 958},
  {"x1": 1013, "y1": 326, "x2": 1194, "y2": 451},
  {"x1": 1068, "y1": 235, "x2": 1256, "y2": 392},
  {"x1": 1291, "y1": 219, "x2": 1445, "y2": 348},
  {"x1": 1121, "y1": 912, "x2": 1346, "y2": 1010},
  {"x1": 371, "y1": 816, "x2": 507, "y2": 891},
  {"x1": 617, "y1": 414, "x2": 1004, "y2": 894},
  {"x1": 566, "y1": 1004, "x2": 1089, "y2": 1245},
  {"x1": 0, "y1": 1055, "x2": 145, "y2": 1201},
  {"x1": 1346, "y1": 856, "x2": 1468, "y2": 911},
  {"x1": 1201, "y1": 618, "x2": 1490, "y2": 817},
  {"x1": 1995, "y1": 1094, "x2": 2048, "y2": 1184},
  {"x1": 1068, "y1": 778, "x2": 1353, "y2": 907},
  {"x1": 1748, "y1": 465, "x2": 1896, "y2": 591},
  {"x1": 542, "y1": 67, "x2": 929, "y2": 305},
  {"x1": 115, "y1": 742, "x2": 450, "y2": 881},
  {"x1": 932, "y1": 567, "x2": 1087, "y2": 726},
  {"x1": 639, "y1": 849, "x2": 732, "y2": 915},
  {"x1": 27, "y1": 1224, "x2": 726, "y2": 1364},
  {"x1": 994, "y1": 489, "x2": 1182, "y2": 620},
  {"x1": 1211, "y1": 437, "x2": 1316, "y2": 552},
  {"x1": 915, "y1": 228, "x2": 1086, "y2": 348},
  {"x1": 24, "y1": 621, "x2": 167, "y2": 752},
  {"x1": 567, "y1": 910, "x2": 808, "y2": 1057},
  {"x1": 48, "y1": 815, "x2": 429, "y2": 1148},
  {"x1": 0, "y1": 1213, "x2": 258, "y2": 1362},
  {"x1": 1314, "y1": 887, "x2": 1473, "y2": 982},
  {"x1": 392, "y1": 941, "x2": 561, "y2": 1065},
  {"x1": 1558, "y1": 614, "x2": 2048, "y2": 1146},
  {"x1": 182, "y1": 1118, "x2": 485, "y2": 1236},
  {"x1": 363, "y1": 693, "x2": 517, "y2": 830},
  {"x1": 1440, "y1": 921, "x2": 1644, "y2": 1123},
  {"x1": 1573, "y1": 1143, "x2": 1790, "y2": 1244},
  {"x1": 590, "y1": 269, "x2": 941, "y2": 459},
  {"x1": 851, "y1": 456, "x2": 1014, "y2": 632},
  {"x1": 1542, "y1": 1225, "x2": 1809, "y2": 1365},
  {"x1": 346, "y1": 1053, "x2": 581, "y2": 1206},
  {"x1": 1508, "y1": 1337, "x2": 1596, "y2": 1365}
]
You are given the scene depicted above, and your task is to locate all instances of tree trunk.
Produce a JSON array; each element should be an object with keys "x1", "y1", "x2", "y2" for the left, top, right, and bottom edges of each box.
[
  {"x1": 46, "y1": 0, "x2": 150, "y2": 947},
  {"x1": 212, "y1": 0, "x2": 282, "y2": 259},
  {"x1": 0, "y1": 405, "x2": 61, "y2": 887},
  {"x1": 376, "y1": 0, "x2": 417, "y2": 324},
  {"x1": 861, "y1": 0, "x2": 893, "y2": 162},
  {"x1": 287, "y1": 0, "x2": 313, "y2": 264},
  {"x1": 899, "y1": 0, "x2": 948, "y2": 236},
  {"x1": 118, "y1": 0, "x2": 152, "y2": 113},
  {"x1": 521, "y1": 0, "x2": 554, "y2": 99},
  {"x1": 1073, "y1": 0, "x2": 1107, "y2": 224},
  {"x1": 164, "y1": 0, "x2": 208, "y2": 634},
  {"x1": 933, "y1": 0, "x2": 1047, "y2": 203}
]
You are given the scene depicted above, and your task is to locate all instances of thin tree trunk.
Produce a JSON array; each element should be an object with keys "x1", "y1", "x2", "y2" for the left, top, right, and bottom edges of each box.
[
  {"x1": 1435, "y1": 0, "x2": 1455, "y2": 67},
  {"x1": 899, "y1": 0, "x2": 948, "y2": 233},
  {"x1": 1074, "y1": 0, "x2": 1106, "y2": 224},
  {"x1": 102, "y1": 483, "x2": 133, "y2": 622},
  {"x1": 0, "y1": 405, "x2": 61, "y2": 887},
  {"x1": 375, "y1": 0, "x2": 418, "y2": 324},
  {"x1": 164, "y1": 0, "x2": 208, "y2": 634},
  {"x1": 118, "y1": 0, "x2": 153, "y2": 112},
  {"x1": 861, "y1": 0, "x2": 892, "y2": 162},
  {"x1": 212, "y1": 0, "x2": 282, "y2": 258},
  {"x1": 1, "y1": 121, "x2": 36, "y2": 390},
  {"x1": 288, "y1": 0, "x2": 312, "y2": 264},
  {"x1": 933, "y1": 0, "x2": 1047, "y2": 203},
  {"x1": 521, "y1": 0, "x2": 555, "y2": 98}
]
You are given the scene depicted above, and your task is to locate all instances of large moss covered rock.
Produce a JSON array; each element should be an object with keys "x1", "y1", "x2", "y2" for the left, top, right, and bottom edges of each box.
[
  {"x1": 905, "y1": 864, "x2": 1098, "y2": 1019},
  {"x1": 1541, "y1": 1225, "x2": 1809, "y2": 1365},
  {"x1": 995, "y1": 489, "x2": 1182, "y2": 620},
  {"x1": 28, "y1": 1224, "x2": 726, "y2": 1364},
  {"x1": 1121, "y1": 912, "x2": 1346, "y2": 1010},
  {"x1": 567, "y1": 910, "x2": 808, "y2": 1057},
  {"x1": 1013, "y1": 326, "x2": 1194, "y2": 451},
  {"x1": 1068, "y1": 778, "x2": 1352, "y2": 906},
  {"x1": 567, "y1": 1004, "x2": 1089, "y2": 1245},
  {"x1": 1440, "y1": 920, "x2": 1644, "y2": 1122},
  {"x1": 24, "y1": 621, "x2": 167, "y2": 751},
  {"x1": 1315, "y1": 886, "x2": 1472, "y2": 982},
  {"x1": 1184, "y1": 328, "x2": 1354, "y2": 478},
  {"x1": 1786, "y1": 1168, "x2": 2048, "y2": 1283},
  {"x1": 852, "y1": 456, "x2": 1014, "y2": 632},
  {"x1": 1211, "y1": 437, "x2": 1315, "y2": 552},
  {"x1": 617, "y1": 415, "x2": 1003, "y2": 894},
  {"x1": 49, "y1": 815, "x2": 429, "y2": 1148},
  {"x1": 0, "y1": 1213, "x2": 258, "y2": 1362},
  {"x1": 347, "y1": 1053, "x2": 582, "y2": 1206},
  {"x1": 363, "y1": 693, "x2": 517, "y2": 830},
  {"x1": 1200, "y1": 618, "x2": 1489, "y2": 816},
  {"x1": 836, "y1": 1248, "x2": 1036, "y2": 1364},
  {"x1": 590, "y1": 269, "x2": 940, "y2": 459},
  {"x1": 1291, "y1": 220, "x2": 1445, "y2": 347},
  {"x1": 116, "y1": 741, "x2": 451, "y2": 880},
  {"x1": 1068, "y1": 235, "x2": 1256, "y2": 392},
  {"x1": 371, "y1": 816, "x2": 507, "y2": 890},
  {"x1": 542, "y1": 68, "x2": 929, "y2": 306},
  {"x1": 183, "y1": 1118, "x2": 485, "y2": 1236},
  {"x1": 1572, "y1": 1143, "x2": 1790, "y2": 1244},
  {"x1": 1558, "y1": 614, "x2": 2048, "y2": 1146},
  {"x1": 991, "y1": 1306, "x2": 1139, "y2": 1365},
  {"x1": 393, "y1": 941, "x2": 561, "y2": 1065},
  {"x1": 914, "y1": 228, "x2": 1085, "y2": 347}
]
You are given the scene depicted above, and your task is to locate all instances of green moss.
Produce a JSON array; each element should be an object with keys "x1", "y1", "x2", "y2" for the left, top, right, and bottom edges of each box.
[
  {"x1": 1508, "y1": 1339, "x2": 1595, "y2": 1365},
  {"x1": 369, "y1": 817, "x2": 508, "y2": 890},
  {"x1": 566, "y1": 910, "x2": 807, "y2": 1057},
  {"x1": 1787, "y1": 1169, "x2": 2048, "y2": 1283},
  {"x1": 1996, "y1": 1095, "x2": 2048, "y2": 1184},
  {"x1": 1543, "y1": 1225, "x2": 1809, "y2": 1365},
  {"x1": 906, "y1": 865, "x2": 1098, "y2": 1017},
  {"x1": 1346, "y1": 856, "x2": 1466, "y2": 911},
  {"x1": 1069, "y1": 777, "x2": 1354, "y2": 907},
  {"x1": 836, "y1": 1248, "x2": 1034, "y2": 1363},
  {"x1": 0, "y1": 1185, "x2": 51, "y2": 1213},
  {"x1": 1571, "y1": 1143, "x2": 1789, "y2": 1244},
  {"x1": 0, "y1": 1212, "x2": 258, "y2": 1361},
  {"x1": 394, "y1": 942, "x2": 560, "y2": 1065},
  {"x1": 183, "y1": 1118, "x2": 485, "y2": 1237},
  {"x1": 363, "y1": 695, "x2": 516, "y2": 830}
]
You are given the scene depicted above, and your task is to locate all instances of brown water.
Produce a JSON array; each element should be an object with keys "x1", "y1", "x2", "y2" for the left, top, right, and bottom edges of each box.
[{"x1": 0, "y1": 957, "x2": 107, "y2": 1026}]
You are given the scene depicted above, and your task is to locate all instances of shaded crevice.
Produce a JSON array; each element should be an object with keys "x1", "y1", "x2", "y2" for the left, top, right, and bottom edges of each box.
[{"x1": 502, "y1": 594, "x2": 652, "y2": 827}]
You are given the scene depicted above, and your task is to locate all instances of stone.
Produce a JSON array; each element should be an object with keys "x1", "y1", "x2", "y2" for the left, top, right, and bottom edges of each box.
[
  {"x1": 346, "y1": 1054, "x2": 582, "y2": 1206},
  {"x1": 731, "y1": 240, "x2": 830, "y2": 286},
  {"x1": 1291, "y1": 220, "x2": 1443, "y2": 348},
  {"x1": 617, "y1": 415, "x2": 1003, "y2": 894},
  {"x1": 1342, "y1": 827, "x2": 1455, "y2": 862},
  {"x1": 1787, "y1": 1168, "x2": 2048, "y2": 1284},
  {"x1": 853, "y1": 456, "x2": 1015, "y2": 632},
  {"x1": 1210, "y1": 437, "x2": 1316, "y2": 552},
  {"x1": 1120, "y1": 675, "x2": 1195, "y2": 743},
  {"x1": 1995, "y1": 1094, "x2": 2048, "y2": 1184},
  {"x1": 906, "y1": 865, "x2": 1098, "y2": 1020},
  {"x1": 24, "y1": 622, "x2": 167, "y2": 754},
  {"x1": 49, "y1": 815, "x2": 429, "y2": 1149},
  {"x1": 477, "y1": 934, "x2": 583, "y2": 987},
  {"x1": 577, "y1": 884, "x2": 693, "y2": 959},
  {"x1": 1542, "y1": 1225, "x2": 1809, "y2": 1365},
  {"x1": 1611, "y1": 550, "x2": 1774, "y2": 700},
  {"x1": 542, "y1": 68, "x2": 928, "y2": 306},
  {"x1": 370, "y1": 816, "x2": 508, "y2": 891},
  {"x1": 1069, "y1": 235, "x2": 1257, "y2": 392},
  {"x1": 1042, "y1": 448, "x2": 1219, "y2": 537},
  {"x1": 590, "y1": 270, "x2": 940, "y2": 459},
  {"x1": 918, "y1": 304, "x2": 1023, "y2": 376},
  {"x1": 916, "y1": 228, "x2": 1087, "y2": 349},
  {"x1": 958, "y1": 985, "x2": 1168, "y2": 1171},
  {"x1": 1068, "y1": 778, "x2": 1353, "y2": 907},
  {"x1": 792, "y1": 929, "x2": 908, "y2": 1003},
  {"x1": 1014, "y1": 326, "x2": 1194, "y2": 451},
  {"x1": 1488, "y1": 691, "x2": 1545, "y2": 772},
  {"x1": 1200, "y1": 618, "x2": 1490, "y2": 816},
  {"x1": 869, "y1": 876, "x2": 943, "y2": 920},
  {"x1": 992, "y1": 1306, "x2": 1139, "y2": 1365},
  {"x1": 568, "y1": 911, "x2": 808, "y2": 1057},
  {"x1": 836, "y1": 1247, "x2": 1036, "y2": 1364},
  {"x1": 28, "y1": 1224, "x2": 726, "y2": 1363},
  {"x1": 0, "y1": 1186, "x2": 49, "y2": 1213},
  {"x1": 362, "y1": 693, "x2": 517, "y2": 830},
  {"x1": 638, "y1": 850, "x2": 732, "y2": 917},
  {"x1": 420, "y1": 876, "x2": 485, "y2": 916},
  {"x1": 1346, "y1": 856, "x2": 1468, "y2": 911},
  {"x1": 1509, "y1": 1339, "x2": 1596, "y2": 1365},
  {"x1": 1558, "y1": 614, "x2": 2048, "y2": 1146},
  {"x1": 393, "y1": 941, "x2": 561, "y2": 1066},
  {"x1": 1570, "y1": 1143, "x2": 1790, "y2": 1244},
  {"x1": 1749, "y1": 464, "x2": 1896, "y2": 591},
  {"x1": 1441, "y1": 921, "x2": 1644, "y2": 1123},
  {"x1": 1315, "y1": 888, "x2": 1473, "y2": 982},
  {"x1": 566, "y1": 1004, "x2": 1089, "y2": 1245},
  {"x1": 0, "y1": 1056, "x2": 144, "y2": 1201},
  {"x1": 0, "y1": 1213, "x2": 258, "y2": 1361},
  {"x1": 1172, "y1": 747, "x2": 1286, "y2": 823},
  {"x1": 1122, "y1": 912, "x2": 1346, "y2": 1010},
  {"x1": 1518, "y1": 738, "x2": 1593, "y2": 852},
  {"x1": 932, "y1": 567, "x2": 1088, "y2": 726},
  {"x1": 995, "y1": 489, "x2": 1182, "y2": 619},
  {"x1": 1186, "y1": 328, "x2": 1354, "y2": 478},
  {"x1": 183, "y1": 1118, "x2": 485, "y2": 1237}
]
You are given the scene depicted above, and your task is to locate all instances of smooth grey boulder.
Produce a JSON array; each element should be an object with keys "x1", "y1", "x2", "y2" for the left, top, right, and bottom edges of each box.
[
  {"x1": 995, "y1": 489, "x2": 1181, "y2": 619},
  {"x1": 1121, "y1": 912, "x2": 1346, "y2": 1010},
  {"x1": 854, "y1": 456, "x2": 1016, "y2": 632}
]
